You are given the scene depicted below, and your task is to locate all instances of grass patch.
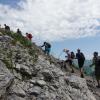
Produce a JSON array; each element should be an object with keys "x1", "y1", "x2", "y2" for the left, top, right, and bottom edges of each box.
[
  {"x1": 2, "y1": 59, "x2": 12, "y2": 69},
  {"x1": 0, "y1": 28, "x2": 33, "y2": 47}
]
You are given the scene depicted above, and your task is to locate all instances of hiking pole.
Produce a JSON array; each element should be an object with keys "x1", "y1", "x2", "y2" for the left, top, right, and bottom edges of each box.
[{"x1": 91, "y1": 71, "x2": 96, "y2": 86}]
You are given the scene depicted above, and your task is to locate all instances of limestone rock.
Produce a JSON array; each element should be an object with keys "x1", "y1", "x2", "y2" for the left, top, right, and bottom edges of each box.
[
  {"x1": 36, "y1": 80, "x2": 46, "y2": 87},
  {"x1": 41, "y1": 70, "x2": 53, "y2": 82},
  {"x1": 28, "y1": 86, "x2": 41, "y2": 96},
  {"x1": 65, "y1": 75, "x2": 96, "y2": 100},
  {"x1": 0, "y1": 35, "x2": 13, "y2": 42},
  {"x1": 7, "y1": 94, "x2": 25, "y2": 100},
  {"x1": 0, "y1": 60, "x2": 14, "y2": 99},
  {"x1": 9, "y1": 84, "x2": 26, "y2": 97}
]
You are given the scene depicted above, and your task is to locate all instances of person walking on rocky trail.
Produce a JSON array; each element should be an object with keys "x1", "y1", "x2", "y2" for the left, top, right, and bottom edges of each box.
[
  {"x1": 25, "y1": 33, "x2": 33, "y2": 48},
  {"x1": 76, "y1": 49, "x2": 85, "y2": 78},
  {"x1": 90, "y1": 52, "x2": 100, "y2": 88},
  {"x1": 26, "y1": 33, "x2": 33, "y2": 41},
  {"x1": 4, "y1": 24, "x2": 10, "y2": 31},
  {"x1": 28, "y1": 33, "x2": 33, "y2": 41},
  {"x1": 41, "y1": 42, "x2": 51, "y2": 55},
  {"x1": 63, "y1": 49, "x2": 75, "y2": 73},
  {"x1": 16, "y1": 28, "x2": 22, "y2": 35},
  {"x1": 26, "y1": 33, "x2": 29, "y2": 39}
]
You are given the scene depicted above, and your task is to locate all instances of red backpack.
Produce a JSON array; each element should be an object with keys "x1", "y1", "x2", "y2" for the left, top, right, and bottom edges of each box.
[{"x1": 28, "y1": 34, "x2": 32, "y2": 39}]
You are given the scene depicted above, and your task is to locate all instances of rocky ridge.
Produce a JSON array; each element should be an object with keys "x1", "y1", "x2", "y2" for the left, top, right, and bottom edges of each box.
[{"x1": 0, "y1": 30, "x2": 98, "y2": 100}]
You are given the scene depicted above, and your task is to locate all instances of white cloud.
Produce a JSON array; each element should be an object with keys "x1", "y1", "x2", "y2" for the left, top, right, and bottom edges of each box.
[{"x1": 0, "y1": 0, "x2": 100, "y2": 42}]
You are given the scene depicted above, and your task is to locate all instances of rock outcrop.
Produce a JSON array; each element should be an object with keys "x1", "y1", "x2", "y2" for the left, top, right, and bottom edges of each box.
[
  {"x1": 0, "y1": 31, "x2": 97, "y2": 100},
  {"x1": 0, "y1": 60, "x2": 14, "y2": 100}
]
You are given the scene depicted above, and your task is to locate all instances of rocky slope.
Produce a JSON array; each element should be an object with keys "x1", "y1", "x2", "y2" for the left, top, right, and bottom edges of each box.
[{"x1": 0, "y1": 30, "x2": 98, "y2": 100}]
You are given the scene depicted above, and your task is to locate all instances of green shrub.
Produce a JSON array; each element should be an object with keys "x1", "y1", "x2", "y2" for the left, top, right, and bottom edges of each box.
[{"x1": 0, "y1": 29, "x2": 33, "y2": 48}]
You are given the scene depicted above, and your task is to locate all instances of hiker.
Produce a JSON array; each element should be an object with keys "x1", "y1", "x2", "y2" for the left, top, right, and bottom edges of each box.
[
  {"x1": 16, "y1": 28, "x2": 22, "y2": 35},
  {"x1": 41, "y1": 42, "x2": 51, "y2": 55},
  {"x1": 26, "y1": 33, "x2": 29, "y2": 39},
  {"x1": 26, "y1": 33, "x2": 33, "y2": 41},
  {"x1": 63, "y1": 49, "x2": 75, "y2": 73},
  {"x1": 4, "y1": 24, "x2": 10, "y2": 31},
  {"x1": 25, "y1": 33, "x2": 32, "y2": 48},
  {"x1": 71, "y1": 51, "x2": 75, "y2": 59},
  {"x1": 90, "y1": 52, "x2": 100, "y2": 88},
  {"x1": 76, "y1": 49, "x2": 85, "y2": 78}
]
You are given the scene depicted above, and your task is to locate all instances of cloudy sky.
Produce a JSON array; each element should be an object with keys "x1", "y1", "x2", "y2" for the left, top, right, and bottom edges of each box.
[{"x1": 0, "y1": 0, "x2": 100, "y2": 59}]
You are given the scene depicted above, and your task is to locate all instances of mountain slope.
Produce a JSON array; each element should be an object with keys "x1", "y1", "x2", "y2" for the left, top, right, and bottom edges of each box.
[{"x1": 0, "y1": 29, "x2": 97, "y2": 100}]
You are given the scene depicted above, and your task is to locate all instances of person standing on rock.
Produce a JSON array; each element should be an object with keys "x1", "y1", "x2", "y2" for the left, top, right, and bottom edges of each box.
[
  {"x1": 76, "y1": 49, "x2": 85, "y2": 78},
  {"x1": 90, "y1": 52, "x2": 100, "y2": 88},
  {"x1": 26, "y1": 33, "x2": 33, "y2": 41},
  {"x1": 25, "y1": 33, "x2": 33, "y2": 48},
  {"x1": 4, "y1": 24, "x2": 10, "y2": 31},
  {"x1": 41, "y1": 42, "x2": 51, "y2": 55},
  {"x1": 26, "y1": 33, "x2": 29, "y2": 39},
  {"x1": 63, "y1": 49, "x2": 75, "y2": 73},
  {"x1": 28, "y1": 33, "x2": 33, "y2": 41},
  {"x1": 16, "y1": 28, "x2": 22, "y2": 36}
]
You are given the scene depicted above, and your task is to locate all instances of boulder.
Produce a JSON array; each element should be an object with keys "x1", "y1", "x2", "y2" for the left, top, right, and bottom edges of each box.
[
  {"x1": 0, "y1": 60, "x2": 14, "y2": 99},
  {"x1": 15, "y1": 64, "x2": 32, "y2": 75},
  {"x1": 30, "y1": 80, "x2": 36, "y2": 84},
  {"x1": 9, "y1": 84, "x2": 26, "y2": 97},
  {"x1": 36, "y1": 80, "x2": 46, "y2": 87},
  {"x1": 0, "y1": 35, "x2": 13, "y2": 42},
  {"x1": 7, "y1": 94, "x2": 25, "y2": 100},
  {"x1": 41, "y1": 70, "x2": 53, "y2": 82},
  {"x1": 28, "y1": 86, "x2": 41, "y2": 96},
  {"x1": 65, "y1": 75, "x2": 96, "y2": 100}
]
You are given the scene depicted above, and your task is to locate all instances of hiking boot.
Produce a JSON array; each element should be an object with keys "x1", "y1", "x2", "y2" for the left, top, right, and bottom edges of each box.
[{"x1": 81, "y1": 74, "x2": 84, "y2": 78}]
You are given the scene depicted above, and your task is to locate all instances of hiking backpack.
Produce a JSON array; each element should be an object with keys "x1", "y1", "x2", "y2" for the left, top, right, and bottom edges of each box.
[
  {"x1": 71, "y1": 52, "x2": 75, "y2": 59},
  {"x1": 46, "y1": 42, "x2": 51, "y2": 48},
  {"x1": 28, "y1": 34, "x2": 32, "y2": 38},
  {"x1": 76, "y1": 52, "x2": 85, "y2": 61},
  {"x1": 80, "y1": 53, "x2": 85, "y2": 61},
  {"x1": 96, "y1": 56, "x2": 100, "y2": 66}
]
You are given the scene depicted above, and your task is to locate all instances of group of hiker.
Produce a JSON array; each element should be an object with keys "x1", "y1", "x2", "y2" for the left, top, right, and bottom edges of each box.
[
  {"x1": 41, "y1": 43, "x2": 100, "y2": 88},
  {"x1": 1, "y1": 24, "x2": 33, "y2": 41},
  {"x1": 63, "y1": 48, "x2": 85, "y2": 78},
  {"x1": 0, "y1": 24, "x2": 100, "y2": 88},
  {"x1": 0, "y1": 24, "x2": 52, "y2": 54},
  {"x1": 63, "y1": 48, "x2": 100, "y2": 88}
]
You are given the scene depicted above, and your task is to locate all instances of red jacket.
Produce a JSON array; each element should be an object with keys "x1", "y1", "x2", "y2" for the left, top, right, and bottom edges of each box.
[{"x1": 27, "y1": 33, "x2": 32, "y2": 40}]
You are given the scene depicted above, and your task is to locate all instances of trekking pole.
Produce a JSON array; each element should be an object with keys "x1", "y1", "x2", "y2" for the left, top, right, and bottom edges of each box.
[{"x1": 91, "y1": 71, "x2": 95, "y2": 86}]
